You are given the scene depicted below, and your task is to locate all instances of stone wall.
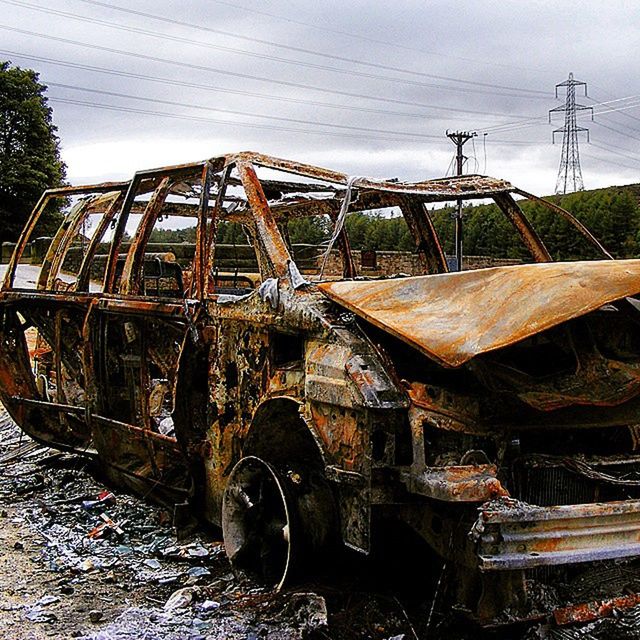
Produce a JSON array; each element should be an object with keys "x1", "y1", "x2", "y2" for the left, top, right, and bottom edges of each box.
[
  {"x1": 2, "y1": 241, "x2": 31, "y2": 263},
  {"x1": 316, "y1": 249, "x2": 521, "y2": 276},
  {"x1": 2, "y1": 237, "x2": 522, "y2": 276}
]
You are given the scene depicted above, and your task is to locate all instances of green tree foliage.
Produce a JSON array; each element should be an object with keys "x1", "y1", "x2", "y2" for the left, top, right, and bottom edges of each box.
[
  {"x1": 140, "y1": 186, "x2": 640, "y2": 262},
  {"x1": 216, "y1": 221, "x2": 249, "y2": 244},
  {"x1": 344, "y1": 211, "x2": 414, "y2": 251},
  {"x1": 0, "y1": 62, "x2": 66, "y2": 242},
  {"x1": 149, "y1": 225, "x2": 197, "y2": 243},
  {"x1": 340, "y1": 188, "x2": 640, "y2": 259},
  {"x1": 433, "y1": 188, "x2": 640, "y2": 261},
  {"x1": 286, "y1": 216, "x2": 328, "y2": 245}
]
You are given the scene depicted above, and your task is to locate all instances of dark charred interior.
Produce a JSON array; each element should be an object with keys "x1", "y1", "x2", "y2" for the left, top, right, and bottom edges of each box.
[{"x1": 2, "y1": 151, "x2": 640, "y2": 630}]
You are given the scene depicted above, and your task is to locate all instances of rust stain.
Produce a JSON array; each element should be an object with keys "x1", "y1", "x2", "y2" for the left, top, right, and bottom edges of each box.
[
  {"x1": 2, "y1": 150, "x2": 640, "y2": 627},
  {"x1": 318, "y1": 259, "x2": 640, "y2": 367},
  {"x1": 554, "y1": 593, "x2": 640, "y2": 625}
]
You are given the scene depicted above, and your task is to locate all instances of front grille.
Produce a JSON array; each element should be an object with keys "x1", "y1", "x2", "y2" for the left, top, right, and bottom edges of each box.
[
  {"x1": 512, "y1": 456, "x2": 640, "y2": 506},
  {"x1": 513, "y1": 459, "x2": 596, "y2": 506}
]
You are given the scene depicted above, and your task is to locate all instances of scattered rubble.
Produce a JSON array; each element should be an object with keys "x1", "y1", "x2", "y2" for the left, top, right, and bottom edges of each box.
[
  {"x1": 5, "y1": 419, "x2": 640, "y2": 640},
  {"x1": 0, "y1": 407, "x2": 424, "y2": 639}
]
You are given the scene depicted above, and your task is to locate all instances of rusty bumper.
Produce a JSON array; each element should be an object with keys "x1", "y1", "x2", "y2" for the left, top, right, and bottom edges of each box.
[{"x1": 473, "y1": 497, "x2": 640, "y2": 570}]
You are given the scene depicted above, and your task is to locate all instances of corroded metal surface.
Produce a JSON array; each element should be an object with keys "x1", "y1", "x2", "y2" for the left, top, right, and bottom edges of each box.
[
  {"x1": 474, "y1": 497, "x2": 640, "y2": 569},
  {"x1": 318, "y1": 259, "x2": 640, "y2": 367},
  {"x1": 2, "y1": 150, "x2": 640, "y2": 628},
  {"x1": 406, "y1": 464, "x2": 508, "y2": 502},
  {"x1": 553, "y1": 593, "x2": 640, "y2": 625}
]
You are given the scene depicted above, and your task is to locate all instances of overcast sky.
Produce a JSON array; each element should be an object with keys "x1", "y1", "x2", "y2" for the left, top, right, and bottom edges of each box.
[{"x1": 2, "y1": 0, "x2": 639, "y2": 194}]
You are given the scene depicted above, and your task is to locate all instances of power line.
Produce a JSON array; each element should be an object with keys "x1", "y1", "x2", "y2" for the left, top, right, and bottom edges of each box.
[
  {"x1": 51, "y1": 80, "x2": 557, "y2": 147},
  {"x1": 484, "y1": 119, "x2": 547, "y2": 135},
  {"x1": 594, "y1": 132, "x2": 640, "y2": 160},
  {"x1": 588, "y1": 93, "x2": 640, "y2": 138},
  {"x1": 592, "y1": 117, "x2": 640, "y2": 144},
  {"x1": 0, "y1": 49, "x2": 538, "y2": 123},
  {"x1": 596, "y1": 109, "x2": 640, "y2": 138},
  {"x1": 595, "y1": 101, "x2": 640, "y2": 118},
  {"x1": 48, "y1": 96, "x2": 440, "y2": 143},
  {"x1": 483, "y1": 94, "x2": 640, "y2": 135},
  {"x1": 3, "y1": 0, "x2": 547, "y2": 100},
  {"x1": 47, "y1": 93, "x2": 640, "y2": 175},
  {"x1": 60, "y1": 0, "x2": 550, "y2": 98},
  {"x1": 44, "y1": 89, "x2": 548, "y2": 148},
  {"x1": 471, "y1": 135, "x2": 479, "y2": 173},
  {"x1": 589, "y1": 84, "x2": 640, "y2": 125},
  {"x1": 46, "y1": 81, "x2": 445, "y2": 139},
  {"x1": 0, "y1": 27, "x2": 540, "y2": 121},
  {"x1": 482, "y1": 133, "x2": 488, "y2": 174},
  {"x1": 589, "y1": 141, "x2": 640, "y2": 164},
  {"x1": 581, "y1": 151, "x2": 640, "y2": 172},
  {"x1": 209, "y1": 0, "x2": 552, "y2": 76},
  {"x1": 2, "y1": 25, "x2": 632, "y2": 177},
  {"x1": 481, "y1": 138, "x2": 550, "y2": 145}
]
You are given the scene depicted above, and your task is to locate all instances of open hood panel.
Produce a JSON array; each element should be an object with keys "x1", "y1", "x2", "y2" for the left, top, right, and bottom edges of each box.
[{"x1": 318, "y1": 260, "x2": 640, "y2": 368}]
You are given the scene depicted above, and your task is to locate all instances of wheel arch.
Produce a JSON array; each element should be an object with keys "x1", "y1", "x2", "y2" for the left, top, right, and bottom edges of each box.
[{"x1": 242, "y1": 395, "x2": 327, "y2": 471}]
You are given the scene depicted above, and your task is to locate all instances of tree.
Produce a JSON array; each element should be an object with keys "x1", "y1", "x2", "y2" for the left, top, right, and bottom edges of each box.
[{"x1": 0, "y1": 61, "x2": 66, "y2": 242}]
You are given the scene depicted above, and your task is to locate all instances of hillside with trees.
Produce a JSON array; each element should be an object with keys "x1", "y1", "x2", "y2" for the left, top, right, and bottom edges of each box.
[
  {"x1": 153, "y1": 184, "x2": 640, "y2": 261},
  {"x1": 430, "y1": 186, "x2": 640, "y2": 260}
]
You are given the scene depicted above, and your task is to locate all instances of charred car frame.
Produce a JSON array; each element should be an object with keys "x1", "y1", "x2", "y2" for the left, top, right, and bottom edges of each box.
[{"x1": 3, "y1": 151, "x2": 640, "y2": 625}]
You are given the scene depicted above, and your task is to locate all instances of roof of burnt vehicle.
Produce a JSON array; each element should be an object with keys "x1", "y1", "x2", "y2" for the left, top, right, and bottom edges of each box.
[
  {"x1": 47, "y1": 151, "x2": 517, "y2": 204},
  {"x1": 221, "y1": 151, "x2": 515, "y2": 201},
  {"x1": 35, "y1": 151, "x2": 608, "y2": 260}
]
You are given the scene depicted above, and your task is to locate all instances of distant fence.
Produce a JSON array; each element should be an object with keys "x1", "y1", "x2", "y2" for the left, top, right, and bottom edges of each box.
[{"x1": 2, "y1": 238, "x2": 521, "y2": 276}]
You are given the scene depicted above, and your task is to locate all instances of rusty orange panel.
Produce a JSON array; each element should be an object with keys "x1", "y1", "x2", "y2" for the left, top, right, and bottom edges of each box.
[
  {"x1": 554, "y1": 593, "x2": 640, "y2": 626},
  {"x1": 318, "y1": 259, "x2": 640, "y2": 367}
]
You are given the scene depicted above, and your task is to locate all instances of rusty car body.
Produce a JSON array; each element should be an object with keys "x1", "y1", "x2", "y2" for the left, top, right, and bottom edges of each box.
[{"x1": 3, "y1": 151, "x2": 640, "y2": 625}]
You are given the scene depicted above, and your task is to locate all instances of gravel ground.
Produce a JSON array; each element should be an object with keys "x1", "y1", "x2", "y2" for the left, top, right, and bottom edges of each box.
[{"x1": 0, "y1": 408, "x2": 426, "y2": 640}]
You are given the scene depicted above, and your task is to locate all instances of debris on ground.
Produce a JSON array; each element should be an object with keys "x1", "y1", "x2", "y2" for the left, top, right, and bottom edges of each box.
[
  {"x1": 0, "y1": 407, "x2": 417, "y2": 639},
  {"x1": 4, "y1": 404, "x2": 640, "y2": 639}
]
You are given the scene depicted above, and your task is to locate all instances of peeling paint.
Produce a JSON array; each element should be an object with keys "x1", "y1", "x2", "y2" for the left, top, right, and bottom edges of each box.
[{"x1": 2, "y1": 151, "x2": 640, "y2": 627}]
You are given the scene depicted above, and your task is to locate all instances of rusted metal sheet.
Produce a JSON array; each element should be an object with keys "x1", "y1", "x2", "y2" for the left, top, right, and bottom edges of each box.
[
  {"x1": 5, "y1": 150, "x2": 640, "y2": 627},
  {"x1": 318, "y1": 259, "x2": 640, "y2": 367},
  {"x1": 236, "y1": 160, "x2": 292, "y2": 280},
  {"x1": 474, "y1": 497, "x2": 640, "y2": 570},
  {"x1": 407, "y1": 464, "x2": 508, "y2": 502},
  {"x1": 399, "y1": 197, "x2": 448, "y2": 274},
  {"x1": 553, "y1": 593, "x2": 640, "y2": 625}
]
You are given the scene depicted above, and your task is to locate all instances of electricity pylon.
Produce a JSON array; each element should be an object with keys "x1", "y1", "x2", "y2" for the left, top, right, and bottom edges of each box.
[{"x1": 549, "y1": 72, "x2": 593, "y2": 194}]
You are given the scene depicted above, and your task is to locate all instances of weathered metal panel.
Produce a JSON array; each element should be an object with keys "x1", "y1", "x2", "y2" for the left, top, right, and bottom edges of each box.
[
  {"x1": 474, "y1": 497, "x2": 640, "y2": 570},
  {"x1": 318, "y1": 259, "x2": 640, "y2": 367},
  {"x1": 407, "y1": 464, "x2": 508, "y2": 502}
]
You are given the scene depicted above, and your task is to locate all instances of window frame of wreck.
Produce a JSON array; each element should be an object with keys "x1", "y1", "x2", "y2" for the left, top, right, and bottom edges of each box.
[
  {"x1": 103, "y1": 162, "x2": 210, "y2": 298},
  {"x1": 3, "y1": 154, "x2": 616, "y2": 299},
  {"x1": 3, "y1": 182, "x2": 130, "y2": 292},
  {"x1": 196, "y1": 156, "x2": 614, "y2": 279}
]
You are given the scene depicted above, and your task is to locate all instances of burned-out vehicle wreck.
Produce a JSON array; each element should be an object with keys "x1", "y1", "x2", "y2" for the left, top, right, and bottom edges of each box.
[{"x1": 3, "y1": 151, "x2": 640, "y2": 629}]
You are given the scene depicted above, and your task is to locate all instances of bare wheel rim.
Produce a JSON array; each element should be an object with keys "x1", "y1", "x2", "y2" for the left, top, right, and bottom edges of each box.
[{"x1": 222, "y1": 455, "x2": 292, "y2": 590}]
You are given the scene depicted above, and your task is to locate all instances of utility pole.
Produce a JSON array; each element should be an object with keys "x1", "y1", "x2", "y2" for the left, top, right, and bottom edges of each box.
[
  {"x1": 549, "y1": 72, "x2": 593, "y2": 194},
  {"x1": 446, "y1": 130, "x2": 476, "y2": 271}
]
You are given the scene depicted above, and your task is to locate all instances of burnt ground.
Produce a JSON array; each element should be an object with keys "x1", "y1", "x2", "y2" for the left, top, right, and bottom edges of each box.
[
  {"x1": 2, "y1": 406, "x2": 640, "y2": 640},
  {"x1": 0, "y1": 407, "x2": 442, "y2": 640}
]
